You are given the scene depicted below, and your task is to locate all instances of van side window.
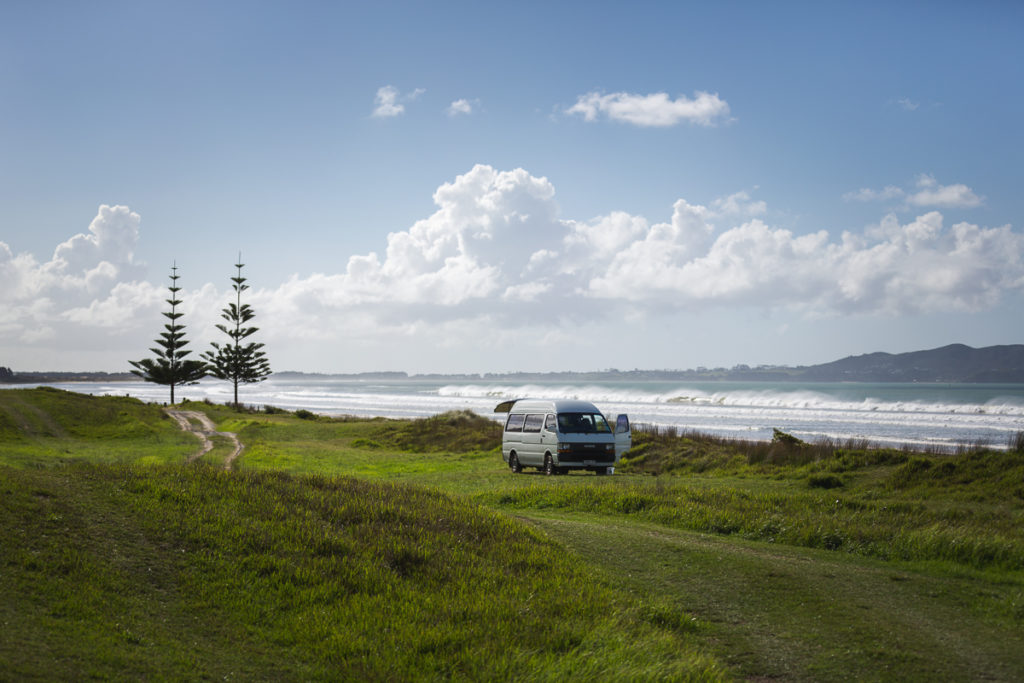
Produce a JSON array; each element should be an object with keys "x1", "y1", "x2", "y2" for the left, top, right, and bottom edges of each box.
[
  {"x1": 544, "y1": 414, "x2": 557, "y2": 432},
  {"x1": 616, "y1": 414, "x2": 630, "y2": 433},
  {"x1": 523, "y1": 414, "x2": 544, "y2": 433},
  {"x1": 505, "y1": 414, "x2": 525, "y2": 432}
]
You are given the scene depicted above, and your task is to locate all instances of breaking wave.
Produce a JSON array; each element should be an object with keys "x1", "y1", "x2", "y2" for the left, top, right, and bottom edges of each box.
[{"x1": 12, "y1": 377, "x2": 1024, "y2": 451}]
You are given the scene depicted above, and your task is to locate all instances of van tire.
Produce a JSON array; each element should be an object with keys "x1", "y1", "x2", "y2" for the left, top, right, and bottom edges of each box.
[
  {"x1": 509, "y1": 453, "x2": 522, "y2": 474},
  {"x1": 544, "y1": 454, "x2": 556, "y2": 476}
]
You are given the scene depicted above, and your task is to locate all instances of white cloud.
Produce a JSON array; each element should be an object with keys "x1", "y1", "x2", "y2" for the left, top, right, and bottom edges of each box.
[
  {"x1": 907, "y1": 174, "x2": 983, "y2": 208},
  {"x1": 447, "y1": 98, "x2": 476, "y2": 116},
  {"x1": 843, "y1": 186, "x2": 904, "y2": 202},
  {"x1": 843, "y1": 175, "x2": 982, "y2": 209},
  {"x1": 566, "y1": 90, "x2": 730, "y2": 127},
  {"x1": 4, "y1": 171, "x2": 1021, "y2": 372},
  {"x1": 896, "y1": 97, "x2": 919, "y2": 111},
  {"x1": 711, "y1": 191, "x2": 767, "y2": 218},
  {"x1": 372, "y1": 85, "x2": 426, "y2": 117}
]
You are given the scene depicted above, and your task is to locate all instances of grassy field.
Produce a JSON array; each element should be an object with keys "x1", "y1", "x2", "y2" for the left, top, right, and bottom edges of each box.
[{"x1": 2, "y1": 388, "x2": 1023, "y2": 680}]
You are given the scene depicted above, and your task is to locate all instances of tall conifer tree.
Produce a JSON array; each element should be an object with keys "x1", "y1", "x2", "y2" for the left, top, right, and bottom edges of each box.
[
  {"x1": 202, "y1": 256, "x2": 271, "y2": 409},
  {"x1": 130, "y1": 263, "x2": 208, "y2": 404}
]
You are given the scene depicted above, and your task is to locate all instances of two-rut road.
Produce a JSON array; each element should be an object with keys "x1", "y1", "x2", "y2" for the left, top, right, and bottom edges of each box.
[{"x1": 165, "y1": 409, "x2": 243, "y2": 468}]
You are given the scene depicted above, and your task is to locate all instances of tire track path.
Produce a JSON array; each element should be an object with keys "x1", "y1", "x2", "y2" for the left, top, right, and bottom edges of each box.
[{"x1": 165, "y1": 409, "x2": 243, "y2": 469}]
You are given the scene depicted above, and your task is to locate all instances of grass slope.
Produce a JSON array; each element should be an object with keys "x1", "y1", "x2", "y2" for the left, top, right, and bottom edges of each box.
[
  {"x1": 4, "y1": 389, "x2": 1024, "y2": 680},
  {"x1": 0, "y1": 387, "x2": 195, "y2": 466},
  {"x1": 531, "y1": 514, "x2": 1024, "y2": 681},
  {"x1": 0, "y1": 391, "x2": 718, "y2": 680}
]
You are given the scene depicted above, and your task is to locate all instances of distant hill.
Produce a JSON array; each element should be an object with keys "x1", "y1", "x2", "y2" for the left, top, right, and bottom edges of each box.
[{"x1": 793, "y1": 344, "x2": 1024, "y2": 383}]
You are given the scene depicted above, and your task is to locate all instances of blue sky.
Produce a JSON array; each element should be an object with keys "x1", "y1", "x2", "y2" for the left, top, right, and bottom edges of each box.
[{"x1": 2, "y1": 1, "x2": 1022, "y2": 373}]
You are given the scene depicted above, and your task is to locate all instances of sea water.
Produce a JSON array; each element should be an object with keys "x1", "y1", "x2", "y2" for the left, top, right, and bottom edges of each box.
[{"x1": 7, "y1": 377, "x2": 1024, "y2": 451}]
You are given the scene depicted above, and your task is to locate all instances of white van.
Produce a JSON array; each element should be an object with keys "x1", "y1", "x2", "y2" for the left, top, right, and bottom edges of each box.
[{"x1": 495, "y1": 399, "x2": 631, "y2": 475}]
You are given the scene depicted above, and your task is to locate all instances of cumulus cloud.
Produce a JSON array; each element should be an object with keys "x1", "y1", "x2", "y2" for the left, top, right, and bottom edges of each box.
[
  {"x1": 253, "y1": 168, "x2": 1018, "y2": 338},
  {"x1": 907, "y1": 174, "x2": 983, "y2": 208},
  {"x1": 447, "y1": 98, "x2": 477, "y2": 116},
  {"x1": 5, "y1": 171, "x2": 1021, "y2": 372},
  {"x1": 566, "y1": 90, "x2": 730, "y2": 127},
  {"x1": 0, "y1": 205, "x2": 172, "y2": 367},
  {"x1": 372, "y1": 85, "x2": 426, "y2": 117}
]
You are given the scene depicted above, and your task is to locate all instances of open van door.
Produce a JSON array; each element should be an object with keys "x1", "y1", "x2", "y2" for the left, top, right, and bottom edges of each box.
[
  {"x1": 614, "y1": 414, "x2": 631, "y2": 457},
  {"x1": 494, "y1": 399, "x2": 518, "y2": 414}
]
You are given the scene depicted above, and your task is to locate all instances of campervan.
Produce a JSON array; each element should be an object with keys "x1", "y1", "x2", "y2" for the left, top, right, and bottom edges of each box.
[{"x1": 494, "y1": 399, "x2": 631, "y2": 475}]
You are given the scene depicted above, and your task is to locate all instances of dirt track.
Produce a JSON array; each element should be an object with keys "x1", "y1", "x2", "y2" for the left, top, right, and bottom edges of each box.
[{"x1": 165, "y1": 409, "x2": 243, "y2": 468}]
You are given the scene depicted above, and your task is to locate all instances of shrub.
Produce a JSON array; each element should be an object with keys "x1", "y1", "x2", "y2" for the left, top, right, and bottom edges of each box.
[
  {"x1": 808, "y1": 474, "x2": 844, "y2": 489},
  {"x1": 294, "y1": 409, "x2": 317, "y2": 420},
  {"x1": 1010, "y1": 431, "x2": 1024, "y2": 454}
]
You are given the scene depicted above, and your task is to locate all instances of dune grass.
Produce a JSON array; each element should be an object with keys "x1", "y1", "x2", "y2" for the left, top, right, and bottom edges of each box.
[
  {"x1": 0, "y1": 391, "x2": 720, "y2": 680},
  {"x1": 0, "y1": 387, "x2": 196, "y2": 466},
  {"x1": 4, "y1": 389, "x2": 1024, "y2": 680},
  {"x1": 529, "y1": 513, "x2": 1024, "y2": 681}
]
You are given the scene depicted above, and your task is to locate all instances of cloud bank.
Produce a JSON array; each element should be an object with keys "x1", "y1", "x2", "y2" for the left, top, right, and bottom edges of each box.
[{"x1": 3, "y1": 167, "x2": 1021, "y2": 370}]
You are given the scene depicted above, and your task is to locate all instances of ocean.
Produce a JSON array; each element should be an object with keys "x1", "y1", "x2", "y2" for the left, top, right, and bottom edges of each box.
[{"x1": 7, "y1": 376, "x2": 1024, "y2": 452}]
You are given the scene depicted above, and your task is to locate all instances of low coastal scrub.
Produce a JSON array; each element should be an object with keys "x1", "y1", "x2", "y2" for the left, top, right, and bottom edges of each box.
[{"x1": 622, "y1": 424, "x2": 891, "y2": 472}]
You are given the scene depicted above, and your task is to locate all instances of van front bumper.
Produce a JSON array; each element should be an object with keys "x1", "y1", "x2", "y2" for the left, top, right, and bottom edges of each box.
[{"x1": 556, "y1": 443, "x2": 616, "y2": 464}]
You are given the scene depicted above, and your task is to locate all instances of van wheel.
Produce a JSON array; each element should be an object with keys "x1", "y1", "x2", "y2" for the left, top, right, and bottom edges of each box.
[
  {"x1": 595, "y1": 467, "x2": 607, "y2": 476},
  {"x1": 544, "y1": 454, "x2": 556, "y2": 476},
  {"x1": 509, "y1": 453, "x2": 522, "y2": 474}
]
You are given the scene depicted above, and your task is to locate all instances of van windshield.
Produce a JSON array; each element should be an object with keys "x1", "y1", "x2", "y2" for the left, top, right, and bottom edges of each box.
[{"x1": 557, "y1": 413, "x2": 611, "y2": 434}]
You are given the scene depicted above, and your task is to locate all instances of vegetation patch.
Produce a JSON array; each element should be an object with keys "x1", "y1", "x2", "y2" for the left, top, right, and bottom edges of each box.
[
  {"x1": 808, "y1": 473, "x2": 844, "y2": 489},
  {"x1": 479, "y1": 463, "x2": 1024, "y2": 569},
  {"x1": 0, "y1": 462, "x2": 720, "y2": 680},
  {"x1": 369, "y1": 410, "x2": 502, "y2": 453},
  {"x1": 0, "y1": 388, "x2": 196, "y2": 466},
  {"x1": 5, "y1": 388, "x2": 1024, "y2": 680}
]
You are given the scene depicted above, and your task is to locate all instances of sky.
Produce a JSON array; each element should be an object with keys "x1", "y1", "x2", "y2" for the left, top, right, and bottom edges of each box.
[{"x1": 2, "y1": 1, "x2": 1022, "y2": 374}]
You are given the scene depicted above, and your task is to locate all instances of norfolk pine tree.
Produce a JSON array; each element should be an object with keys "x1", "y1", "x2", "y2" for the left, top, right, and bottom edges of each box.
[
  {"x1": 202, "y1": 257, "x2": 271, "y2": 409},
  {"x1": 129, "y1": 263, "x2": 208, "y2": 404}
]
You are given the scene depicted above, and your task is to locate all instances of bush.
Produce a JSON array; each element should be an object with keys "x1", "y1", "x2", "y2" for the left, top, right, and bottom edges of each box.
[
  {"x1": 1010, "y1": 431, "x2": 1024, "y2": 454},
  {"x1": 808, "y1": 474, "x2": 844, "y2": 489},
  {"x1": 294, "y1": 409, "x2": 318, "y2": 421}
]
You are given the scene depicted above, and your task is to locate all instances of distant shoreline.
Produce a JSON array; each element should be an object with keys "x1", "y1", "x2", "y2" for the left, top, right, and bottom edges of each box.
[{"x1": 5, "y1": 343, "x2": 1024, "y2": 384}]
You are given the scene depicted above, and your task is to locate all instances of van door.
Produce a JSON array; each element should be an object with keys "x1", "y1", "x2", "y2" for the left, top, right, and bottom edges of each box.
[
  {"x1": 503, "y1": 413, "x2": 526, "y2": 465},
  {"x1": 520, "y1": 413, "x2": 545, "y2": 466},
  {"x1": 542, "y1": 413, "x2": 558, "y2": 461},
  {"x1": 614, "y1": 414, "x2": 631, "y2": 457}
]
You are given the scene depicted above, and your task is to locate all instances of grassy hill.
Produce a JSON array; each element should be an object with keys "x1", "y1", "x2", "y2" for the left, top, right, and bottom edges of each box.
[
  {"x1": 0, "y1": 390, "x2": 718, "y2": 680},
  {"x1": 2, "y1": 388, "x2": 1023, "y2": 680},
  {"x1": 0, "y1": 387, "x2": 197, "y2": 466}
]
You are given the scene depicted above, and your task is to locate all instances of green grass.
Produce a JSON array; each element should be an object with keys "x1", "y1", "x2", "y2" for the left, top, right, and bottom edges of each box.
[
  {"x1": 0, "y1": 387, "x2": 196, "y2": 466},
  {"x1": 0, "y1": 462, "x2": 719, "y2": 680},
  {"x1": 4, "y1": 388, "x2": 1024, "y2": 680},
  {"x1": 528, "y1": 513, "x2": 1024, "y2": 682}
]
